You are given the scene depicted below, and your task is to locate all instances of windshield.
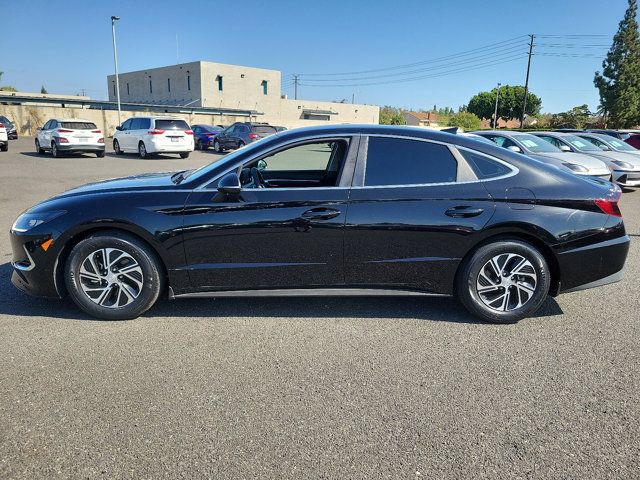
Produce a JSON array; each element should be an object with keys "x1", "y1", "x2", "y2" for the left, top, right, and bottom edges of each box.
[
  {"x1": 564, "y1": 135, "x2": 602, "y2": 152},
  {"x1": 512, "y1": 134, "x2": 561, "y2": 153},
  {"x1": 61, "y1": 122, "x2": 97, "y2": 130},
  {"x1": 607, "y1": 137, "x2": 637, "y2": 151},
  {"x1": 183, "y1": 133, "x2": 279, "y2": 181}
]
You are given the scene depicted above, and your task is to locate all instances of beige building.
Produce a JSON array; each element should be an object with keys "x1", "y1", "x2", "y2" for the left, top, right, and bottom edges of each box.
[
  {"x1": 403, "y1": 111, "x2": 439, "y2": 128},
  {"x1": 107, "y1": 61, "x2": 379, "y2": 128}
]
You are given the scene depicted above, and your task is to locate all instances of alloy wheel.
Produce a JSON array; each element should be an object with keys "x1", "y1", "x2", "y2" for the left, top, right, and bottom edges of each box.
[
  {"x1": 475, "y1": 253, "x2": 537, "y2": 312},
  {"x1": 78, "y1": 248, "x2": 144, "y2": 308}
]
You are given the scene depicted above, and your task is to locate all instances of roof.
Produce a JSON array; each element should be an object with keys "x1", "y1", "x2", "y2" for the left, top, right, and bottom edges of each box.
[
  {"x1": 405, "y1": 111, "x2": 437, "y2": 121},
  {"x1": 53, "y1": 118, "x2": 95, "y2": 122}
]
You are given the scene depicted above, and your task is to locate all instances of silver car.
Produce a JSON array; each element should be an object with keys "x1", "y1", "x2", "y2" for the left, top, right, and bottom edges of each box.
[
  {"x1": 472, "y1": 131, "x2": 611, "y2": 180},
  {"x1": 573, "y1": 132, "x2": 640, "y2": 189}
]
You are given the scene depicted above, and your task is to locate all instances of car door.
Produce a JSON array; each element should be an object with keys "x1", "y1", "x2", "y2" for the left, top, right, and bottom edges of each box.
[
  {"x1": 43, "y1": 120, "x2": 56, "y2": 147},
  {"x1": 116, "y1": 119, "x2": 132, "y2": 150},
  {"x1": 180, "y1": 135, "x2": 358, "y2": 292},
  {"x1": 218, "y1": 125, "x2": 234, "y2": 148},
  {"x1": 38, "y1": 121, "x2": 51, "y2": 147},
  {"x1": 344, "y1": 135, "x2": 496, "y2": 294}
]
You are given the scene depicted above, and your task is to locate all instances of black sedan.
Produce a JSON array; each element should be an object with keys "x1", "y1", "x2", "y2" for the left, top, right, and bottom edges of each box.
[{"x1": 9, "y1": 125, "x2": 629, "y2": 323}]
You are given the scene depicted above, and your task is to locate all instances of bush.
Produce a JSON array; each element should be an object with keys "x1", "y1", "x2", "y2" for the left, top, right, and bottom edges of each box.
[{"x1": 447, "y1": 111, "x2": 481, "y2": 130}]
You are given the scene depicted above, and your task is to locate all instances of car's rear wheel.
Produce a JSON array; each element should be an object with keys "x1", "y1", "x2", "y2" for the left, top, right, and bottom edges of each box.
[
  {"x1": 138, "y1": 141, "x2": 148, "y2": 159},
  {"x1": 0, "y1": 143, "x2": 7, "y2": 152},
  {"x1": 35, "y1": 139, "x2": 44, "y2": 154},
  {"x1": 179, "y1": 152, "x2": 190, "y2": 159},
  {"x1": 51, "y1": 141, "x2": 60, "y2": 158},
  {"x1": 113, "y1": 139, "x2": 122, "y2": 155},
  {"x1": 238, "y1": 141, "x2": 245, "y2": 148},
  {"x1": 214, "y1": 140, "x2": 223, "y2": 153},
  {"x1": 456, "y1": 240, "x2": 550, "y2": 324},
  {"x1": 65, "y1": 231, "x2": 163, "y2": 320},
  {"x1": 96, "y1": 150, "x2": 105, "y2": 158}
]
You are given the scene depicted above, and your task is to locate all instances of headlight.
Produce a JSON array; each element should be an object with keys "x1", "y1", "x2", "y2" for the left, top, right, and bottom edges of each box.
[
  {"x1": 11, "y1": 210, "x2": 66, "y2": 232},
  {"x1": 611, "y1": 160, "x2": 634, "y2": 170},
  {"x1": 562, "y1": 162, "x2": 589, "y2": 173}
]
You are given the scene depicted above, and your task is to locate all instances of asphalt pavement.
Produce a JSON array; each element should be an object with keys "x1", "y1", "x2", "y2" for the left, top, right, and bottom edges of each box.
[{"x1": 0, "y1": 137, "x2": 638, "y2": 479}]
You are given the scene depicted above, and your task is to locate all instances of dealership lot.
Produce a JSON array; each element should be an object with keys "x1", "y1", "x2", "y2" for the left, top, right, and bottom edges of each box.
[{"x1": 0, "y1": 137, "x2": 638, "y2": 478}]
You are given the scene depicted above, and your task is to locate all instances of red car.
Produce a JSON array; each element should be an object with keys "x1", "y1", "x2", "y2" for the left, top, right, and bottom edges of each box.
[{"x1": 624, "y1": 133, "x2": 640, "y2": 149}]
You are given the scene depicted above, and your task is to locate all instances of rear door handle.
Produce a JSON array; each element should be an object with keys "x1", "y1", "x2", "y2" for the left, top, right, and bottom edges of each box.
[
  {"x1": 445, "y1": 206, "x2": 485, "y2": 218},
  {"x1": 300, "y1": 208, "x2": 342, "y2": 220}
]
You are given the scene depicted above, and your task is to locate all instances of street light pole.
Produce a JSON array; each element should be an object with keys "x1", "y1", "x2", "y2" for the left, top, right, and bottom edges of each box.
[
  {"x1": 493, "y1": 82, "x2": 501, "y2": 128},
  {"x1": 111, "y1": 15, "x2": 122, "y2": 126}
]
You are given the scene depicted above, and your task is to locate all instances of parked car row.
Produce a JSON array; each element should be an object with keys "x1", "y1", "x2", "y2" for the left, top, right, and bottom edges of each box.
[
  {"x1": 471, "y1": 129, "x2": 640, "y2": 190},
  {"x1": 28, "y1": 115, "x2": 281, "y2": 159}
]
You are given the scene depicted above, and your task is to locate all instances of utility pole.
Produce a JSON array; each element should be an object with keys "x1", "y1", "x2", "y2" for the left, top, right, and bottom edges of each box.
[
  {"x1": 520, "y1": 34, "x2": 535, "y2": 128},
  {"x1": 293, "y1": 74, "x2": 300, "y2": 100},
  {"x1": 493, "y1": 82, "x2": 501, "y2": 128},
  {"x1": 352, "y1": 93, "x2": 355, "y2": 104},
  {"x1": 111, "y1": 16, "x2": 122, "y2": 126}
]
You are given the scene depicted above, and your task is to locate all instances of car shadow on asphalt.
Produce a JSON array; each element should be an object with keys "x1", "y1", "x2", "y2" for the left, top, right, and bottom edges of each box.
[{"x1": 0, "y1": 262, "x2": 564, "y2": 325}]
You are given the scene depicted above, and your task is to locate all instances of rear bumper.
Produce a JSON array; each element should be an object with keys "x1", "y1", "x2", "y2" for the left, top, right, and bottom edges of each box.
[
  {"x1": 57, "y1": 144, "x2": 105, "y2": 153},
  {"x1": 148, "y1": 141, "x2": 194, "y2": 153},
  {"x1": 557, "y1": 234, "x2": 630, "y2": 293}
]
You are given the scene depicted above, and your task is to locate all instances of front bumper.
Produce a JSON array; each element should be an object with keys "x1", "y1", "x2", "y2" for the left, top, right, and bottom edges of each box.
[
  {"x1": 612, "y1": 170, "x2": 640, "y2": 188},
  {"x1": 10, "y1": 229, "x2": 62, "y2": 298}
]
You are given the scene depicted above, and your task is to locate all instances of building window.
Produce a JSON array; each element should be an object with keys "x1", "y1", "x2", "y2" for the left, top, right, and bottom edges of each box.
[
  {"x1": 261, "y1": 80, "x2": 268, "y2": 95},
  {"x1": 112, "y1": 83, "x2": 116, "y2": 96},
  {"x1": 126, "y1": 83, "x2": 130, "y2": 95},
  {"x1": 187, "y1": 75, "x2": 191, "y2": 91},
  {"x1": 149, "y1": 78, "x2": 153, "y2": 94},
  {"x1": 216, "y1": 75, "x2": 223, "y2": 91},
  {"x1": 167, "y1": 78, "x2": 171, "y2": 92},
  {"x1": 303, "y1": 113, "x2": 330, "y2": 121}
]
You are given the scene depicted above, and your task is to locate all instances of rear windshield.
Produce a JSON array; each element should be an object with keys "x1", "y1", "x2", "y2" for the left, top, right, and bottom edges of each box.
[
  {"x1": 61, "y1": 122, "x2": 97, "y2": 130},
  {"x1": 253, "y1": 125, "x2": 277, "y2": 134},
  {"x1": 155, "y1": 119, "x2": 190, "y2": 130}
]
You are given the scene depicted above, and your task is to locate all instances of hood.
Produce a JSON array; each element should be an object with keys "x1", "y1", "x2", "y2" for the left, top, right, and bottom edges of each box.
[
  {"x1": 586, "y1": 150, "x2": 640, "y2": 167},
  {"x1": 529, "y1": 151, "x2": 606, "y2": 169},
  {"x1": 50, "y1": 171, "x2": 178, "y2": 200}
]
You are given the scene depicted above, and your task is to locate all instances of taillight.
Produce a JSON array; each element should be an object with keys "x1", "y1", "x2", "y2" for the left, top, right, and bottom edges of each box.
[
  {"x1": 0, "y1": 123, "x2": 4, "y2": 128},
  {"x1": 184, "y1": 129, "x2": 194, "y2": 135},
  {"x1": 595, "y1": 197, "x2": 622, "y2": 217},
  {"x1": 58, "y1": 137, "x2": 69, "y2": 143},
  {"x1": 148, "y1": 129, "x2": 165, "y2": 135},
  {"x1": 248, "y1": 133, "x2": 258, "y2": 139},
  {"x1": 57, "y1": 128, "x2": 73, "y2": 133},
  {"x1": 98, "y1": 138, "x2": 105, "y2": 143},
  {"x1": 92, "y1": 129, "x2": 102, "y2": 134}
]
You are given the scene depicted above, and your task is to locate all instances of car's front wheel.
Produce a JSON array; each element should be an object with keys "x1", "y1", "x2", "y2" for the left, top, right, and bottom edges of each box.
[
  {"x1": 65, "y1": 231, "x2": 163, "y2": 320},
  {"x1": 456, "y1": 240, "x2": 550, "y2": 324},
  {"x1": 179, "y1": 152, "x2": 190, "y2": 159},
  {"x1": 214, "y1": 140, "x2": 223, "y2": 153},
  {"x1": 35, "y1": 139, "x2": 44, "y2": 154},
  {"x1": 113, "y1": 139, "x2": 122, "y2": 155},
  {"x1": 138, "y1": 141, "x2": 148, "y2": 159}
]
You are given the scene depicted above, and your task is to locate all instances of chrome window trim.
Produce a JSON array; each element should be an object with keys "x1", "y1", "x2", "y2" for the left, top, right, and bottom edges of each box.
[
  {"x1": 194, "y1": 133, "x2": 356, "y2": 191},
  {"x1": 194, "y1": 132, "x2": 519, "y2": 192}
]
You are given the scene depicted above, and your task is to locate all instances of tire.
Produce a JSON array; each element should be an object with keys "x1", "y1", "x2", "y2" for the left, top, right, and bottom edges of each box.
[
  {"x1": 51, "y1": 141, "x2": 60, "y2": 158},
  {"x1": 0, "y1": 143, "x2": 7, "y2": 152},
  {"x1": 35, "y1": 139, "x2": 44, "y2": 154},
  {"x1": 456, "y1": 240, "x2": 550, "y2": 324},
  {"x1": 96, "y1": 150, "x2": 105, "y2": 158},
  {"x1": 238, "y1": 141, "x2": 245, "y2": 148},
  {"x1": 214, "y1": 140, "x2": 223, "y2": 153},
  {"x1": 179, "y1": 152, "x2": 190, "y2": 159},
  {"x1": 113, "y1": 139, "x2": 122, "y2": 155},
  {"x1": 65, "y1": 231, "x2": 163, "y2": 320},
  {"x1": 138, "y1": 141, "x2": 148, "y2": 159}
]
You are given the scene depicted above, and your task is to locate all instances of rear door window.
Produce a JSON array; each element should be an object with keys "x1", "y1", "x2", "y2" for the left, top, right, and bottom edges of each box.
[
  {"x1": 155, "y1": 119, "x2": 189, "y2": 130},
  {"x1": 364, "y1": 137, "x2": 457, "y2": 186}
]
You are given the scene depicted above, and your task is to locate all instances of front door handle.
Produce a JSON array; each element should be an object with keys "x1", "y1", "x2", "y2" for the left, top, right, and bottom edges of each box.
[
  {"x1": 445, "y1": 206, "x2": 485, "y2": 218},
  {"x1": 300, "y1": 208, "x2": 341, "y2": 220}
]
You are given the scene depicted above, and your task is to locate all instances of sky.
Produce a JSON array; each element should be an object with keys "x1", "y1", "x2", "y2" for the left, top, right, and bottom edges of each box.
[{"x1": 0, "y1": 0, "x2": 631, "y2": 113}]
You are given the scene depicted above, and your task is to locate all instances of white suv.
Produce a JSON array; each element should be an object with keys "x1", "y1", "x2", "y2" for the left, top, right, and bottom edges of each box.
[
  {"x1": 36, "y1": 119, "x2": 105, "y2": 157},
  {"x1": 113, "y1": 117, "x2": 194, "y2": 158},
  {"x1": 0, "y1": 121, "x2": 7, "y2": 152}
]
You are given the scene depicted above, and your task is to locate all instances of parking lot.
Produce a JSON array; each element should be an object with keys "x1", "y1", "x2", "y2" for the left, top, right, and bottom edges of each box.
[{"x1": 0, "y1": 136, "x2": 638, "y2": 478}]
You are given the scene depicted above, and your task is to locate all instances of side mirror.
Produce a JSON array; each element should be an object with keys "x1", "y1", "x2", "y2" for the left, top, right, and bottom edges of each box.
[
  {"x1": 559, "y1": 144, "x2": 571, "y2": 152},
  {"x1": 36, "y1": 127, "x2": 42, "y2": 131},
  {"x1": 115, "y1": 126, "x2": 123, "y2": 131},
  {"x1": 507, "y1": 145, "x2": 522, "y2": 153},
  {"x1": 217, "y1": 172, "x2": 241, "y2": 194}
]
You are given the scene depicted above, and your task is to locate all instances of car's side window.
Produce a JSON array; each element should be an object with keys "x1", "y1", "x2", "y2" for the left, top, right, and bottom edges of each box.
[
  {"x1": 140, "y1": 118, "x2": 151, "y2": 130},
  {"x1": 237, "y1": 140, "x2": 349, "y2": 189},
  {"x1": 43, "y1": 121, "x2": 51, "y2": 130},
  {"x1": 459, "y1": 149, "x2": 512, "y2": 180},
  {"x1": 121, "y1": 119, "x2": 132, "y2": 131},
  {"x1": 50, "y1": 121, "x2": 58, "y2": 130},
  {"x1": 130, "y1": 118, "x2": 141, "y2": 130},
  {"x1": 364, "y1": 137, "x2": 457, "y2": 187},
  {"x1": 539, "y1": 136, "x2": 559, "y2": 148},
  {"x1": 193, "y1": 126, "x2": 201, "y2": 134}
]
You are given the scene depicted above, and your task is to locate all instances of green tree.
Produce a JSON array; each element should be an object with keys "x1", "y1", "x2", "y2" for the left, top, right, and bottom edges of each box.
[
  {"x1": 40, "y1": 85, "x2": 48, "y2": 94},
  {"x1": 379, "y1": 106, "x2": 405, "y2": 125},
  {"x1": 447, "y1": 111, "x2": 481, "y2": 130},
  {"x1": 0, "y1": 70, "x2": 17, "y2": 92},
  {"x1": 467, "y1": 85, "x2": 542, "y2": 125},
  {"x1": 594, "y1": 0, "x2": 640, "y2": 127},
  {"x1": 549, "y1": 104, "x2": 592, "y2": 129}
]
